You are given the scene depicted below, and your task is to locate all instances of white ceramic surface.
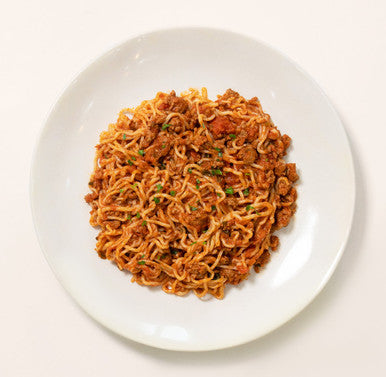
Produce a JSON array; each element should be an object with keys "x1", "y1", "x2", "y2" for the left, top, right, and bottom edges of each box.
[{"x1": 30, "y1": 27, "x2": 355, "y2": 351}]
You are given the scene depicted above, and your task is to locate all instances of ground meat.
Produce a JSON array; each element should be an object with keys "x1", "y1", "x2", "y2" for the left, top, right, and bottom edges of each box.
[
  {"x1": 282, "y1": 134, "x2": 291, "y2": 150},
  {"x1": 268, "y1": 128, "x2": 280, "y2": 140},
  {"x1": 209, "y1": 116, "x2": 236, "y2": 139},
  {"x1": 84, "y1": 192, "x2": 98, "y2": 203},
  {"x1": 238, "y1": 146, "x2": 257, "y2": 164},
  {"x1": 276, "y1": 177, "x2": 291, "y2": 196},
  {"x1": 158, "y1": 91, "x2": 189, "y2": 113},
  {"x1": 185, "y1": 209, "x2": 209, "y2": 231},
  {"x1": 189, "y1": 150, "x2": 200, "y2": 162},
  {"x1": 270, "y1": 235, "x2": 279, "y2": 251},
  {"x1": 144, "y1": 135, "x2": 171, "y2": 164},
  {"x1": 188, "y1": 263, "x2": 207, "y2": 280},
  {"x1": 221, "y1": 268, "x2": 245, "y2": 285},
  {"x1": 274, "y1": 160, "x2": 287, "y2": 176},
  {"x1": 275, "y1": 207, "x2": 293, "y2": 229},
  {"x1": 224, "y1": 173, "x2": 239, "y2": 186},
  {"x1": 141, "y1": 127, "x2": 159, "y2": 148},
  {"x1": 286, "y1": 163, "x2": 299, "y2": 182},
  {"x1": 192, "y1": 135, "x2": 207, "y2": 148},
  {"x1": 254, "y1": 222, "x2": 271, "y2": 244},
  {"x1": 254, "y1": 250, "x2": 271, "y2": 272},
  {"x1": 246, "y1": 123, "x2": 259, "y2": 142}
]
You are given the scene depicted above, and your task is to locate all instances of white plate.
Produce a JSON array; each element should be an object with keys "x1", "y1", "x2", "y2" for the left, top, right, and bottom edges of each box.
[{"x1": 30, "y1": 27, "x2": 355, "y2": 351}]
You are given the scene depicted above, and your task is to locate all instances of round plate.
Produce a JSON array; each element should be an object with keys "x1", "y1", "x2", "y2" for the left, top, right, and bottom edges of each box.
[{"x1": 30, "y1": 27, "x2": 355, "y2": 351}]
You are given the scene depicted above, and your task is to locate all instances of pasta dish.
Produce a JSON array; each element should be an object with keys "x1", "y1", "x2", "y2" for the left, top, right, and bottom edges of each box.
[{"x1": 85, "y1": 88, "x2": 298, "y2": 299}]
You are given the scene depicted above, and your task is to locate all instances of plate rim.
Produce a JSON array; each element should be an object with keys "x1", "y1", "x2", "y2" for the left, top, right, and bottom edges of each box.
[{"x1": 29, "y1": 26, "x2": 356, "y2": 351}]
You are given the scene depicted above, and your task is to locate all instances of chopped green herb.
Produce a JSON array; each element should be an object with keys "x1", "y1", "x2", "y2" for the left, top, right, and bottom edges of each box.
[
  {"x1": 256, "y1": 212, "x2": 260, "y2": 215},
  {"x1": 211, "y1": 205, "x2": 216, "y2": 211},
  {"x1": 196, "y1": 179, "x2": 201, "y2": 184},
  {"x1": 216, "y1": 192, "x2": 221, "y2": 197},
  {"x1": 196, "y1": 185, "x2": 200, "y2": 190},
  {"x1": 229, "y1": 134, "x2": 236, "y2": 140},
  {"x1": 142, "y1": 220, "x2": 147, "y2": 226},
  {"x1": 161, "y1": 144, "x2": 166, "y2": 149},
  {"x1": 203, "y1": 241, "x2": 207, "y2": 245},
  {"x1": 157, "y1": 255, "x2": 161, "y2": 260},
  {"x1": 131, "y1": 183, "x2": 138, "y2": 189},
  {"x1": 162, "y1": 123, "x2": 171, "y2": 130},
  {"x1": 265, "y1": 158, "x2": 269, "y2": 162},
  {"x1": 243, "y1": 188, "x2": 250, "y2": 196},
  {"x1": 202, "y1": 230, "x2": 207, "y2": 233},
  {"x1": 170, "y1": 190, "x2": 176, "y2": 197},
  {"x1": 123, "y1": 134, "x2": 126, "y2": 140},
  {"x1": 131, "y1": 156, "x2": 136, "y2": 161},
  {"x1": 188, "y1": 168, "x2": 193, "y2": 173},
  {"x1": 214, "y1": 147, "x2": 221, "y2": 152},
  {"x1": 156, "y1": 184, "x2": 163, "y2": 192},
  {"x1": 211, "y1": 169, "x2": 222, "y2": 176},
  {"x1": 218, "y1": 152, "x2": 223, "y2": 157},
  {"x1": 246, "y1": 205, "x2": 255, "y2": 211},
  {"x1": 138, "y1": 260, "x2": 146, "y2": 265},
  {"x1": 127, "y1": 159, "x2": 133, "y2": 166},
  {"x1": 138, "y1": 149, "x2": 145, "y2": 156},
  {"x1": 191, "y1": 242, "x2": 197, "y2": 246},
  {"x1": 127, "y1": 215, "x2": 131, "y2": 221},
  {"x1": 225, "y1": 187, "x2": 234, "y2": 195},
  {"x1": 119, "y1": 189, "x2": 124, "y2": 193},
  {"x1": 190, "y1": 206, "x2": 198, "y2": 211},
  {"x1": 245, "y1": 172, "x2": 251, "y2": 176},
  {"x1": 136, "y1": 213, "x2": 141, "y2": 219},
  {"x1": 153, "y1": 197, "x2": 160, "y2": 204}
]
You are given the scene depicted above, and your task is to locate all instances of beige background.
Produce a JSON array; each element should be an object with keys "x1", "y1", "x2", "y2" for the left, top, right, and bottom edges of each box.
[{"x1": 1, "y1": 0, "x2": 385, "y2": 376}]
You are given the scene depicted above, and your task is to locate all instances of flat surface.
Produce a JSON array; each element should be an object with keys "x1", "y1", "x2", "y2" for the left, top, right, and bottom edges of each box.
[
  {"x1": 1, "y1": 0, "x2": 385, "y2": 374},
  {"x1": 30, "y1": 28, "x2": 354, "y2": 351}
]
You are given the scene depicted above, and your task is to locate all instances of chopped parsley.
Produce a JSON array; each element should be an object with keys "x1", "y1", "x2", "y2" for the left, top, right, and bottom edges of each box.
[
  {"x1": 196, "y1": 185, "x2": 200, "y2": 190},
  {"x1": 246, "y1": 205, "x2": 255, "y2": 211},
  {"x1": 188, "y1": 168, "x2": 193, "y2": 173},
  {"x1": 131, "y1": 156, "x2": 136, "y2": 161},
  {"x1": 156, "y1": 184, "x2": 163, "y2": 192},
  {"x1": 229, "y1": 134, "x2": 236, "y2": 140},
  {"x1": 162, "y1": 123, "x2": 171, "y2": 130},
  {"x1": 190, "y1": 206, "x2": 198, "y2": 211},
  {"x1": 138, "y1": 149, "x2": 145, "y2": 156},
  {"x1": 153, "y1": 197, "x2": 160, "y2": 204},
  {"x1": 225, "y1": 187, "x2": 234, "y2": 195},
  {"x1": 196, "y1": 179, "x2": 201, "y2": 184},
  {"x1": 127, "y1": 215, "x2": 131, "y2": 221},
  {"x1": 203, "y1": 241, "x2": 207, "y2": 245},
  {"x1": 119, "y1": 189, "x2": 124, "y2": 193},
  {"x1": 245, "y1": 172, "x2": 251, "y2": 176},
  {"x1": 123, "y1": 134, "x2": 126, "y2": 140},
  {"x1": 170, "y1": 190, "x2": 176, "y2": 197},
  {"x1": 243, "y1": 188, "x2": 249, "y2": 196},
  {"x1": 127, "y1": 159, "x2": 133, "y2": 166},
  {"x1": 216, "y1": 192, "x2": 221, "y2": 197},
  {"x1": 142, "y1": 220, "x2": 147, "y2": 226},
  {"x1": 214, "y1": 147, "x2": 223, "y2": 157},
  {"x1": 138, "y1": 260, "x2": 146, "y2": 265},
  {"x1": 136, "y1": 213, "x2": 141, "y2": 219},
  {"x1": 131, "y1": 183, "x2": 138, "y2": 189},
  {"x1": 211, "y1": 205, "x2": 216, "y2": 211},
  {"x1": 161, "y1": 144, "x2": 166, "y2": 149},
  {"x1": 191, "y1": 242, "x2": 197, "y2": 246}
]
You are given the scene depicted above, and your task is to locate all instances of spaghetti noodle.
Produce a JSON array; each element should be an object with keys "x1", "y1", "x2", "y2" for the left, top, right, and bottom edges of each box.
[{"x1": 85, "y1": 88, "x2": 298, "y2": 299}]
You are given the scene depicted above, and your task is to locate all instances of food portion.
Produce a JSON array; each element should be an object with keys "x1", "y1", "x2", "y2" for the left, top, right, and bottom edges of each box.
[{"x1": 85, "y1": 88, "x2": 298, "y2": 299}]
